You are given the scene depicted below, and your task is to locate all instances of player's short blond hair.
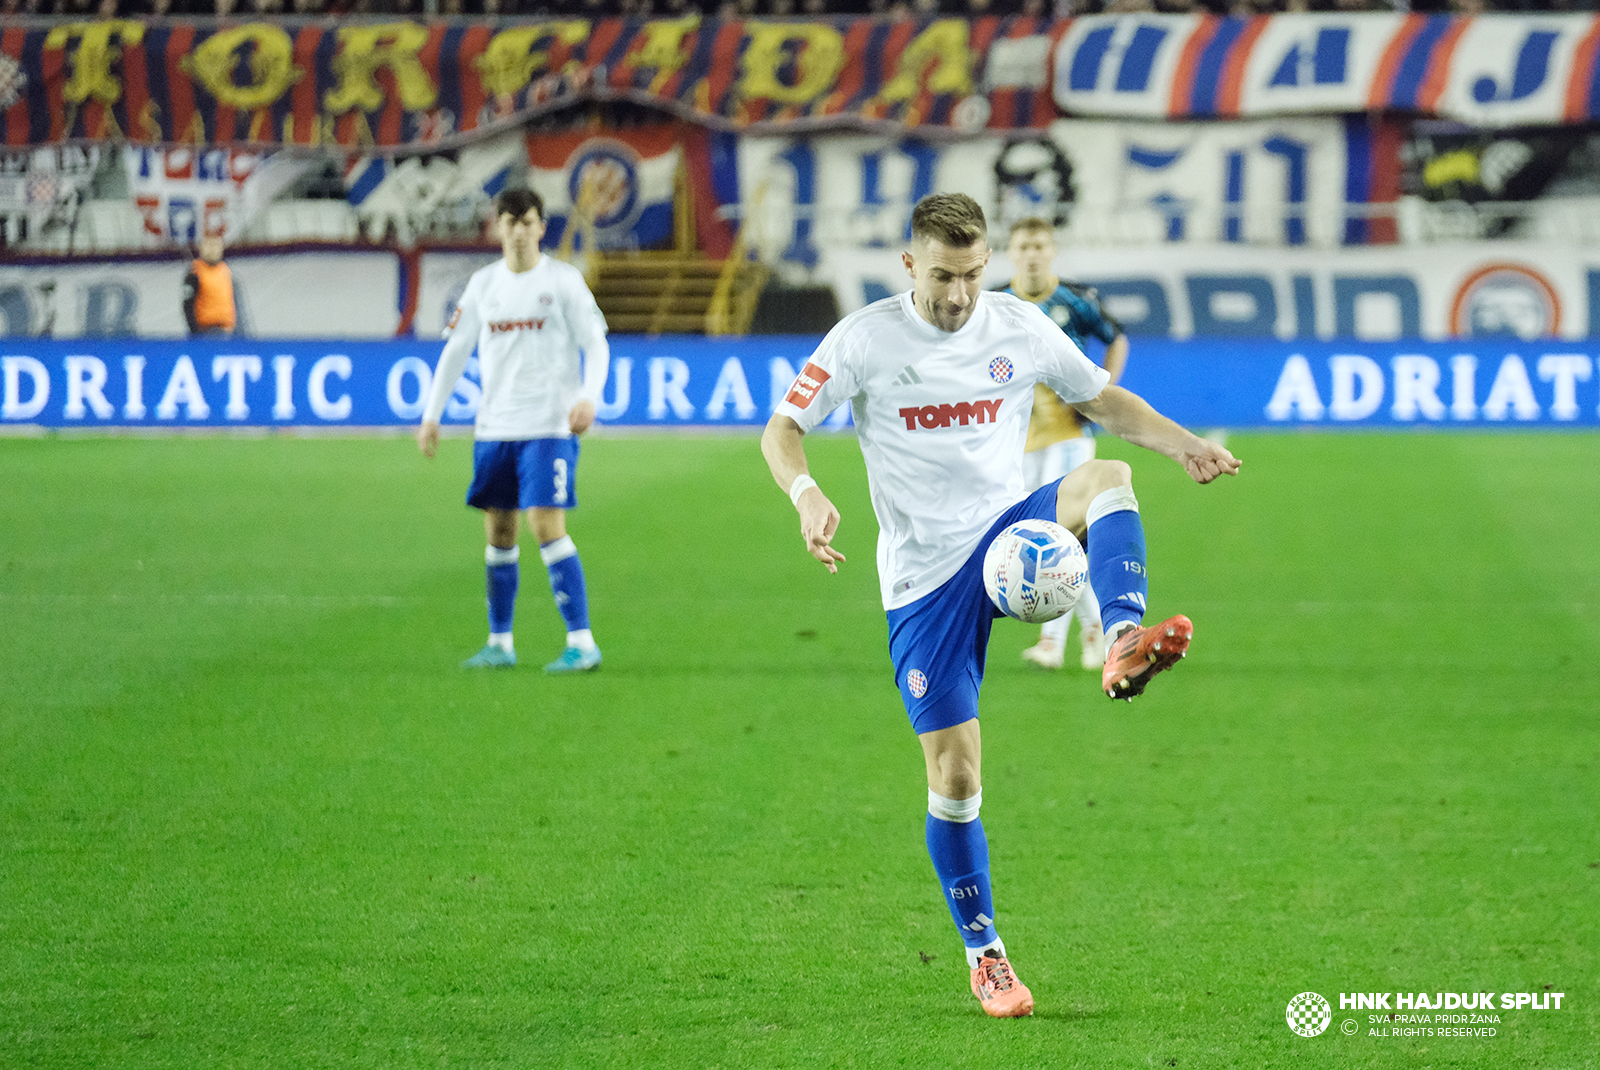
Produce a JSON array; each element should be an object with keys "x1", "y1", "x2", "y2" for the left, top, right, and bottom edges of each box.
[
  {"x1": 910, "y1": 193, "x2": 987, "y2": 248},
  {"x1": 1008, "y1": 217, "x2": 1055, "y2": 240}
]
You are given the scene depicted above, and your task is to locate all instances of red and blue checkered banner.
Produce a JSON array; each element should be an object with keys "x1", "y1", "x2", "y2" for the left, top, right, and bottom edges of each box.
[
  {"x1": 6, "y1": 14, "x2": 1600, "y2": 151},
  {"x1": 2, "y1": 336, "x2": 1597, "y2": 429}
]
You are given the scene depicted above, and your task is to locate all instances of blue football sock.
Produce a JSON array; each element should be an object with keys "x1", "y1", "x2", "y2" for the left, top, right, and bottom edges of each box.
[
  {"x1": 540, "y1": 535, "x2": 590, "y2": 635},
  {"x1": 485, "y1": 545, "x2": 519, "y2": 640},
  {"x1": 1085, "y1": 486, "x2": 1148, "y2": 636},
  {"x1": 926, "y1": 793, "x2": 1000, "y2": 954}
]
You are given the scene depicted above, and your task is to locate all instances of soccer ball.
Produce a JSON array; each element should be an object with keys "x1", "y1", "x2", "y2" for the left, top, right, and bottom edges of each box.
[{"x1": 983, "y1": 520, "x2": 1088, "y2": 624}]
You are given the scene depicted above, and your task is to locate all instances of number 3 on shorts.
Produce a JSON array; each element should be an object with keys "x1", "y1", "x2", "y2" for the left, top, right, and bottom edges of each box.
[{"x1": 552, "y1": 457, "x2": 568, "y2": 505}]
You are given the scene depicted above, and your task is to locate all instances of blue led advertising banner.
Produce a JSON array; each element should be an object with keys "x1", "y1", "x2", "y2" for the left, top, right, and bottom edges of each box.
[{"x1": 3, "y1": 336, "x2": 1597, "y2": 431}]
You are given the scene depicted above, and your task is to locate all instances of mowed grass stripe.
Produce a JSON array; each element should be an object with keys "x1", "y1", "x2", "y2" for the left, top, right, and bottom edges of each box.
[{"x1": 1, "y1": 433, "x2": 1595, "y2": 1069}]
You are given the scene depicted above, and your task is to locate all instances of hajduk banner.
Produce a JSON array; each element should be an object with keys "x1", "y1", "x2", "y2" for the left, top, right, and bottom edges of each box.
[
  {"x1": 2, "y1": 336, "x2": 1596, "y2": 431},
  {"x1": 737, "y1": 117, "x2": 1387, "y2": 269},
  {"x1": 1052, "y1": 12, "x2": 1600, "y2": 127}
]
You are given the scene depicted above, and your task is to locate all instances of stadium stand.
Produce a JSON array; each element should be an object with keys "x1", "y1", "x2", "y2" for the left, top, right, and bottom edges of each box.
[{"x1": 4, "y1": 4, "x2": 1599, "y2": 338}]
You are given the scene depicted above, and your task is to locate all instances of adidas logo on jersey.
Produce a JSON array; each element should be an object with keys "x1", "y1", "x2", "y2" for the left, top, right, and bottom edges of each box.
[
  {"x1": 893, "y1": 365, "x2": 923, "y2": 386},
  {"x1": 488, "y1": 318, "x2": 546, "y2": 333},
  {"x1": 898, "y1": 398, "x2": 1002, "y2": 430}
]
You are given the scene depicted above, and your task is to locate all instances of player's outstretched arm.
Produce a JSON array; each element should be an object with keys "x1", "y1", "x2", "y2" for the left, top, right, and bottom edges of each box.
[
  {"x1": 761, "y1": 414, "x2": 847, "y2": 573},
  {"x1": 1075, "y1": 385, "x2": 1241, "y2": 485}
]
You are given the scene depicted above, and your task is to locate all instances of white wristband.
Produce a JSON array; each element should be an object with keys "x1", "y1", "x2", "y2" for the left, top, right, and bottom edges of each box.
[{"x1": 788, "y1": 473, "x2": 819, "y2": 507}]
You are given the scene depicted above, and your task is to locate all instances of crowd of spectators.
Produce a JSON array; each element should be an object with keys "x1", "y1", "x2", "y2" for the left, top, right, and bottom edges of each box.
[{"x1": 4, "y1": 0, "x2": 1594, "y2": 21}]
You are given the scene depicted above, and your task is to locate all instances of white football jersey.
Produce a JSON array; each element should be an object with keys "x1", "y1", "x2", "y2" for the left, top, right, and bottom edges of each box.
[
  {"x1": 776, "y1": 290, "x2": 1110, "y2": 611},
  {"x1": 423, "y1": 256, "x2": 609, "y2": 440}
]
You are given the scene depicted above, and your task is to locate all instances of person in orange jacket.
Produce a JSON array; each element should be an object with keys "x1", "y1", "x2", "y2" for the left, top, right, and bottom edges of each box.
[{"x1": 182, "y1": 235, "x2": 237, "y2": 336}]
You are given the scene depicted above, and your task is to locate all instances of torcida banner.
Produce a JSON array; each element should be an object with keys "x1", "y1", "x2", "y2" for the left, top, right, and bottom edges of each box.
[
  {"x1": 5, "y1": 14, "x2": 1600, "y2": 151},
  {"x1": 0, "y1": 16, "x2": 1065, "y2": 149}
]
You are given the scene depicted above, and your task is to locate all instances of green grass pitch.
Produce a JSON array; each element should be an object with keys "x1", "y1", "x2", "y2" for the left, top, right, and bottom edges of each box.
[{"x1": 1, "y1": 429, "x2": 1596, "y2": 1069}]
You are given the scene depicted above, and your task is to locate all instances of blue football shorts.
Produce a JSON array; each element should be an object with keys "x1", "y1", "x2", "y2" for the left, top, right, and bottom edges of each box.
[
  {"x1": 886, "y1": 478, "x2": 1064, "y2": 736},
  {"x1": 466, "y1": 437, "x2": 579, "y2": 511}
]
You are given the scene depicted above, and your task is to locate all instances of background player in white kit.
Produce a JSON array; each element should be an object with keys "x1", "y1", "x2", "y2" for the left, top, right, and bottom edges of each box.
[
  {"x1": 417, "y1": 188, "x2": 610, "y2": 674},
  {"x1": 760, "y1": 194, "x2": 1239, "y2": 1018}
]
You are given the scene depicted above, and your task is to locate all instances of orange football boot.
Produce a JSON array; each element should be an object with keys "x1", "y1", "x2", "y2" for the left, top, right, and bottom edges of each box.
[
  {"x1": 970, "y1": 953, "x2": 1034, "y2": 1018},
  {"x1": 1102, "y1": 614, "x2": 1193, "y2": 701}
]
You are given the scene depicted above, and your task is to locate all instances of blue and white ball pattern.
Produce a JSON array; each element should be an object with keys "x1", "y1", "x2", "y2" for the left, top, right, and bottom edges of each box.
[{"x1": 982, "y1": 520, "x2": 1087, "y2": 624}]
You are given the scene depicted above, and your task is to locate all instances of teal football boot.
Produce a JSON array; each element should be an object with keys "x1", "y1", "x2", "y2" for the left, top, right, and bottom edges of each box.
[
  {"x1": 543, "y1": 646, "x2": 601, "y2": 673},
  {"x1": 462, "y1": 645, "x2": 516, "y2": 669}
]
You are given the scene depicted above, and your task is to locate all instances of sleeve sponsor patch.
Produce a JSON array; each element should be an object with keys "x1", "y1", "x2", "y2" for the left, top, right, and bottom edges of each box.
[
  {"x1": 784, "y1": 362, "x2": 832, "y2": 409},
  {"x1": 446, "y1": 306, "x2": 462, "y2": 333}
]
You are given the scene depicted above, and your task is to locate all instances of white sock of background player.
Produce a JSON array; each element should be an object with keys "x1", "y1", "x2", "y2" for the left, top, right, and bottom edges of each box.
[{"x1": 1037, "y1": 612, "x2": 1070, "y2": 651}]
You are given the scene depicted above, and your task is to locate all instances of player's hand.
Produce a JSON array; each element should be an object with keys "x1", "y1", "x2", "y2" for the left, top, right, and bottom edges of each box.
[
  {"x1": 797, "y1": 488, "x2": 847, "y2": 573},
  {"x1": 569, "y1": 399, "x2": 596, "y2": 435},
  {"x1": 1181, "y1": 438, "x2": 1241, "y2": 484},
  {"x1": 417, "y1": 420, "x2": 440, "y2": 458}
]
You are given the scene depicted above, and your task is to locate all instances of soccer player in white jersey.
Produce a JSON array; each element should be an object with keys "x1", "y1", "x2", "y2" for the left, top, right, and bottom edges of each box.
[
  {"x1": 417, "y1": 187, "x2": 610, "y2": 674},
  {"x1": 760, "y1": 193, "x2": 1239, "y2": 1018}
]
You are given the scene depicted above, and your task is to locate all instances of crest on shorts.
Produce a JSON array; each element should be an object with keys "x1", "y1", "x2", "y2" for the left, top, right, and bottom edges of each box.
[
  {"x1": 907, "y1": 669, "x2": 929, "y2": 698},
  {"x1": 988, "y1": 356, "x2": 1014, "y2": 384}
]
